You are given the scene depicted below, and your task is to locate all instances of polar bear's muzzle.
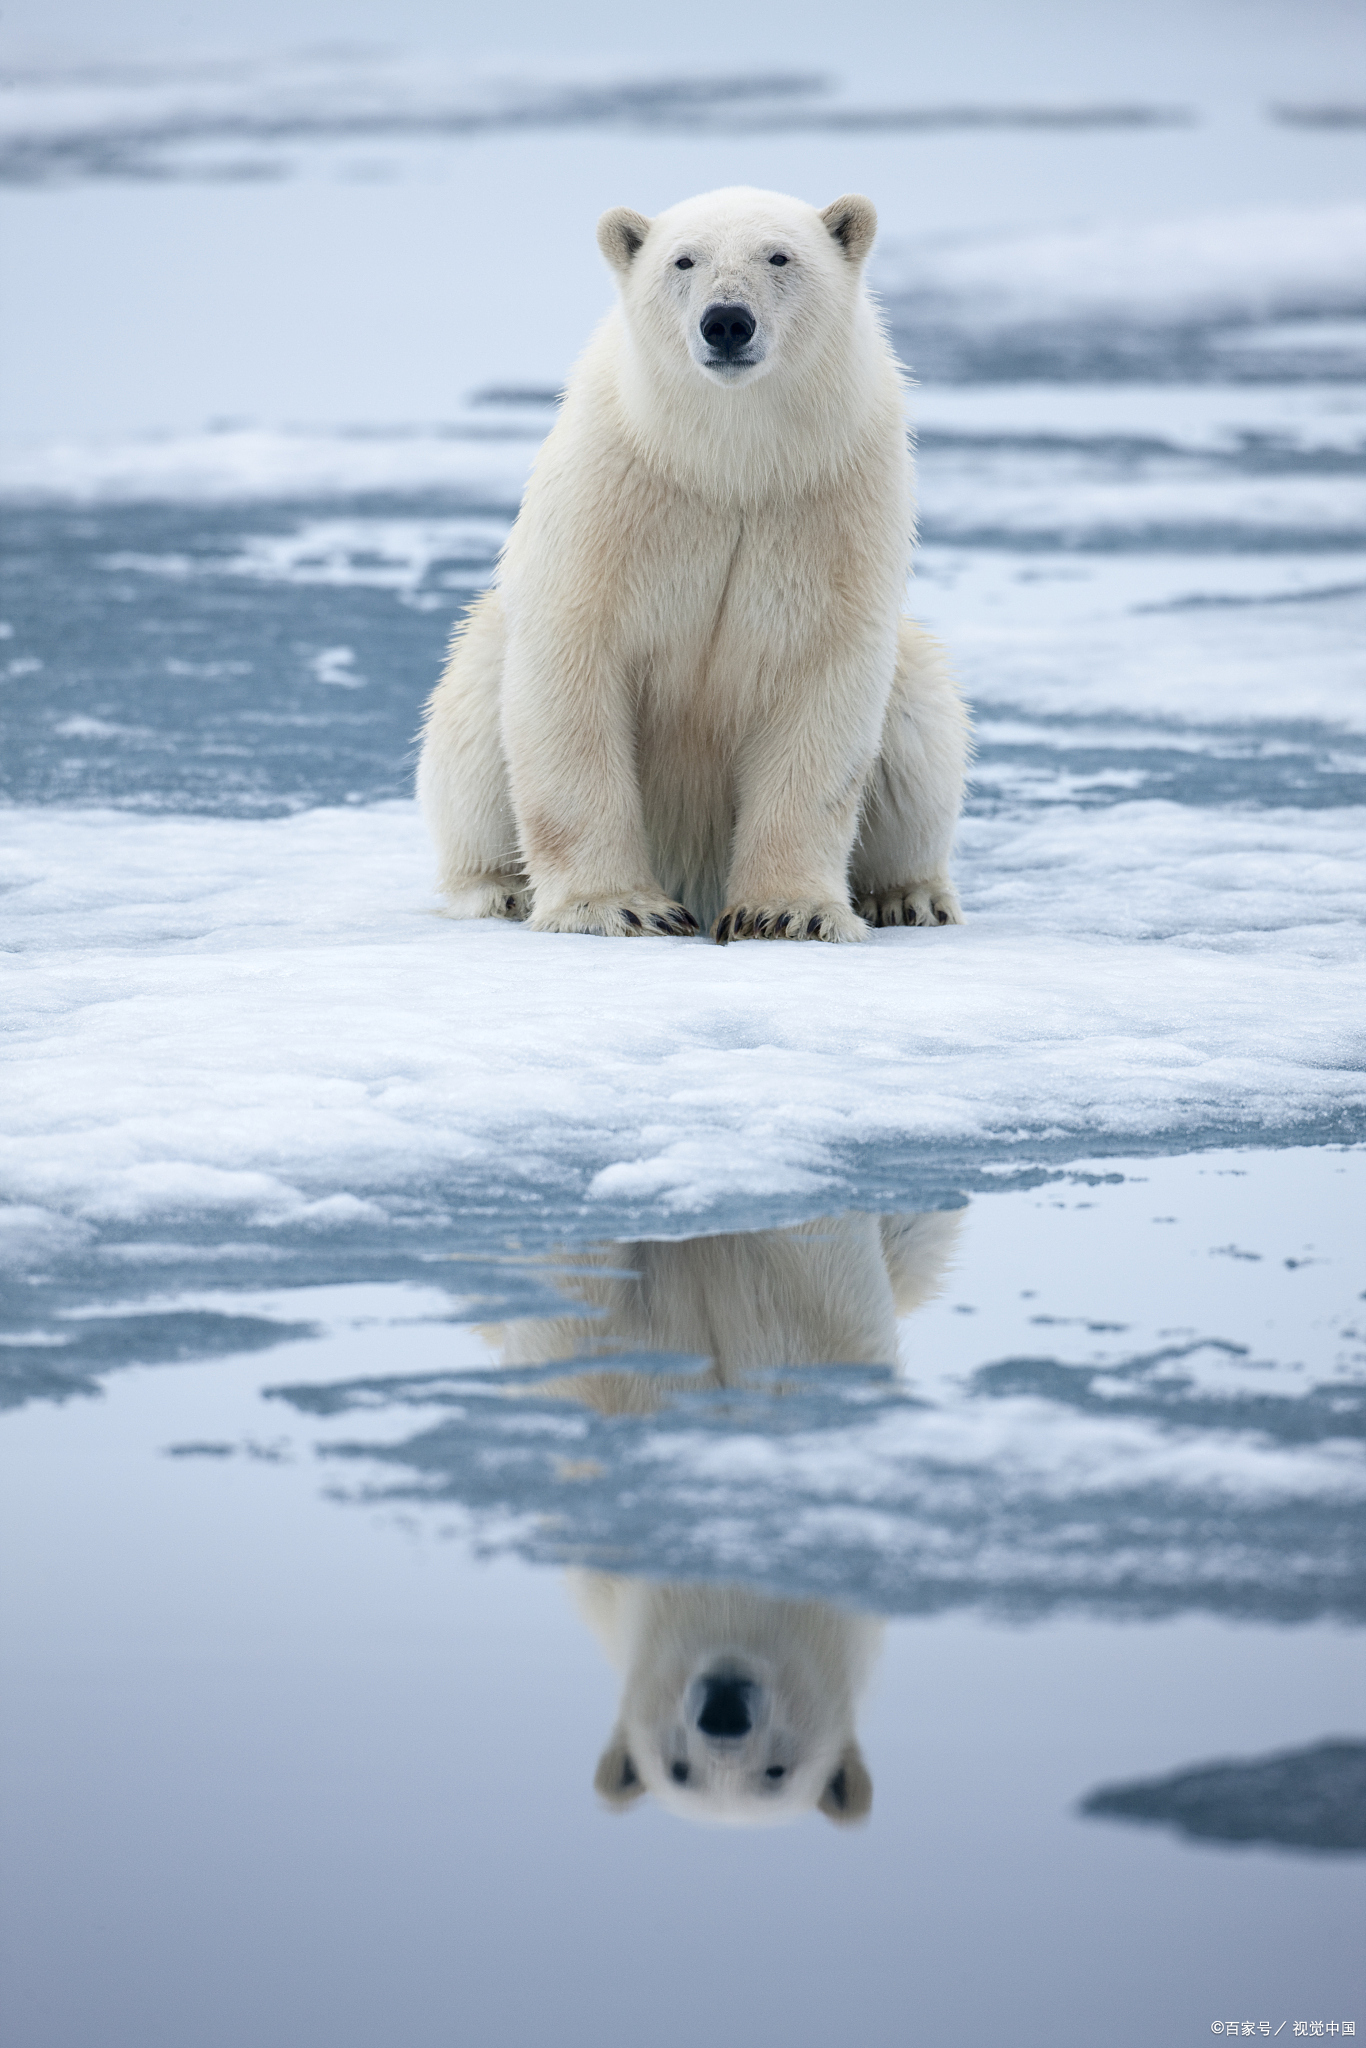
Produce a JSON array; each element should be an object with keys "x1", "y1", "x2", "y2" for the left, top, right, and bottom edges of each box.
[{"x1": 699, "y1": 301, "x2": 759, "y2": 370}]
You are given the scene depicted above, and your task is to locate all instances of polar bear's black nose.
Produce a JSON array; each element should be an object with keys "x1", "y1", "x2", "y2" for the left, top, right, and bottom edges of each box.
[
  {"x1": 700, "y1": 303, "x2": 756, "y2": 359},
  {"x1": 697, "y1": 1676, "x2": 754, "y2": 1737}
]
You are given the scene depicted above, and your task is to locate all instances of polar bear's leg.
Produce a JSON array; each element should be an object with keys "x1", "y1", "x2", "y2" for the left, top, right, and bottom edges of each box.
[
  {"x1": 715, "y1": 654, "x2": 886, "y2": 945},
  {"x1": 502, "y1": 636, "x2": 700, "y2": 939},
  {"x1": 851, "y1": 620, "x2": 970, "y2": 928},
  {"x1": 417, "y1": 594, "x2": 530, "y2": 920}
]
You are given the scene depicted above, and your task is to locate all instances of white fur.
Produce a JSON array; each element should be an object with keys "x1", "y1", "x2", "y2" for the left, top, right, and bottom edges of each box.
[
  {"x1": 418, "y1": 185, "x2": 970, "y2": 942},
  {"x1": 482, "y1": 1208, "x2": 961, "y2": 1823}
]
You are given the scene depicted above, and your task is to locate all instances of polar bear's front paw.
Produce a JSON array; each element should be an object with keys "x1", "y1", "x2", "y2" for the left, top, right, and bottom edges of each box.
[
  {"x1": 857, "y1": 879, "x2": 963, "y2": 928},
  {"x1": 714, "y1": 900, "x2": 867, "y2": 945},
  {"x1": 441, "y1": 874, "x2": 531, "y2": 921},
  {"x1": 529, "y1": 893, "x2": 701, "y2": 938}
]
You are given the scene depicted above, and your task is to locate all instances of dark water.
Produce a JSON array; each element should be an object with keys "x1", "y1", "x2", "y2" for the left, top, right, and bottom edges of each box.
[
  {"x1": 3, "y1": 487, "x2": 1363, "y2": 818},
  {"x1": 1081, "y1": 1739, "x2": 1366, "y2": 1852}
]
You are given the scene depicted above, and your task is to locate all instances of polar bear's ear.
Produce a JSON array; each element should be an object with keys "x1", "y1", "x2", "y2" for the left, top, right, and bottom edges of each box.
[
  {"x1": 597, "y1": 207, "x2": 654, "y2": 276},
  {"x1": 594, "y1": 1725, "x2": 648, "y2": 1809},
  {"x1": 818, "y1": 1740, "x2": 873, "y2": 1824},
  {"x1": 819, "y1": 195, "x2": 878, "y2": 267}
]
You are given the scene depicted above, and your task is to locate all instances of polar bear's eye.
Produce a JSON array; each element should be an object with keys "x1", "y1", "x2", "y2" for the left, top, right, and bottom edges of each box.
[
  {"x1": 670, "y1": 1760, "x2": 690, "y2": 1783},
  {"x1": 675, "y1": 257, "x2": 694, "y2": 270},
  {"x1": 769, "y1": 253, "x2": 789, "y2": 266},
  {"x1": 765, "y1": 1765, "x2": 786, "y2": 1779}
]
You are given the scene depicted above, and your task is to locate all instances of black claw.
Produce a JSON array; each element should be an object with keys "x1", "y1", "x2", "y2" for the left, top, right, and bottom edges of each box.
[
  {"x1": 622, "y1": 908, "x2": 642, "y2": 930},
  {"x1": 806, "y1": 915, "x2": 822, "y2": 937},
  {"x1": 505, "y1": 895, "x2": 517, "y2": 912},
  {"x1": 775, "y1": 913, "x2": 791, "y2": 935},
  {"x1": 936, "y1": 908, "x2": 949, "y2": 924},
  {"x1": 716, "y1": 913, "x2": 732, "y2": 945},
  {"x1": 649, "y1": 914, "x2": 670, "y2": 932}
]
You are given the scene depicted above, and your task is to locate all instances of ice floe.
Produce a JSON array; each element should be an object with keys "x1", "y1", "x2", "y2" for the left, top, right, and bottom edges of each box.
[{"x1": 2, "y1": 799, "x2": 1362, "y2": 1265}]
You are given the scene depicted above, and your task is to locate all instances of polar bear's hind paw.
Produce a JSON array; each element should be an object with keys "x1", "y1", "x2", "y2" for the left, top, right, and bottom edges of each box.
[
  {"x1": 714, "y1": 900, "x2": 867, "y2": 944},
  {"x1": 441, "y1": 874, "x2": 531, "y2": 921},
  {"x1": 858, "y1": 880, "x2": 963, "y2": 929}
]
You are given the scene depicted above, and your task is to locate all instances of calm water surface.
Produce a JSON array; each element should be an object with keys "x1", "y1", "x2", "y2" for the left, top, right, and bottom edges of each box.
[{"x1": 2, "y1": 1148, "x2": 1362, "y2": 2048}]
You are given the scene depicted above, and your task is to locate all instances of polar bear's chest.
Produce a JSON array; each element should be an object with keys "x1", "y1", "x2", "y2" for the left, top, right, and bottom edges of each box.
[
  {"x1": 630, "y1": 517, "x2": 827, "y2": 916},
  {"x1": 634, "y1": 511, "x2": 819, "y2": 741}
]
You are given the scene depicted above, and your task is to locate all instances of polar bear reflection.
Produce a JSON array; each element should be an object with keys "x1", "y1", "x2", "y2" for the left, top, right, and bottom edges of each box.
[
  {"x1": 490, "y1": 1209, "x2": 961, "y2": 1825},
  {"x1": 572, "y1": 1572, "x2": 880, "y2": 1828}
]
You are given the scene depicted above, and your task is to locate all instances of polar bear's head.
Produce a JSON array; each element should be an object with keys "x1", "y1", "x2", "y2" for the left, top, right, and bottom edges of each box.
[
  {"x1": 596, "y1": 185, "x2": 878, "y2": 395},
  {"x1": 577, "y1": 1576, "x2": 879, "y2": 1828}
]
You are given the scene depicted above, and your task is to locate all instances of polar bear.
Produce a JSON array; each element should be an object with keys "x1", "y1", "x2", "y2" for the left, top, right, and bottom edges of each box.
[
  {"x1": 572, "y1": 1573, "x2": 881, "y2": 1827},
  {"x1": 418, "y1": 185, "x2": 969, "y2": 941}
]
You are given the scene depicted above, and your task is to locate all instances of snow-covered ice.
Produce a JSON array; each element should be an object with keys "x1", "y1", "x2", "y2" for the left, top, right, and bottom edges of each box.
[{"x1": 3, "y1": 797, "x2": 1363, "y2": 1257}]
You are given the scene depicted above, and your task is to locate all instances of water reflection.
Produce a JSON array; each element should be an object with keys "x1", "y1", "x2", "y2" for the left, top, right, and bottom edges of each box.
[
  {"x1": 484, "y1": 1210, "x2": 961, "y2": 1406},
  {"x1": 268, "y1": 1200, "x2": 1365, "y2": 1628}
]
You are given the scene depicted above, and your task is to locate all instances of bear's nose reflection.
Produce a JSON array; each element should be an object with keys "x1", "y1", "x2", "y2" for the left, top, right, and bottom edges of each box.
[{"x1": 697, "y1": 1676, "x2": 755, "y2": 1739}]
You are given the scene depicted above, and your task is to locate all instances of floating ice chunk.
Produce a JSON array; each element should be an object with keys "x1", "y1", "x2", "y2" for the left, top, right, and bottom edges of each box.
[
  {"x1": 308, "y1": 647, "x2": 363, "y2": 688},
  {"x1": 0, "y1": 426, "x2": 537, "y2": 506},
  {"x1": 910, "y1": 382, "x2": 1366, "y2": 459},
  {"x1": 880, "y1": 204, "x2": 1366, "y2": 330}
]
